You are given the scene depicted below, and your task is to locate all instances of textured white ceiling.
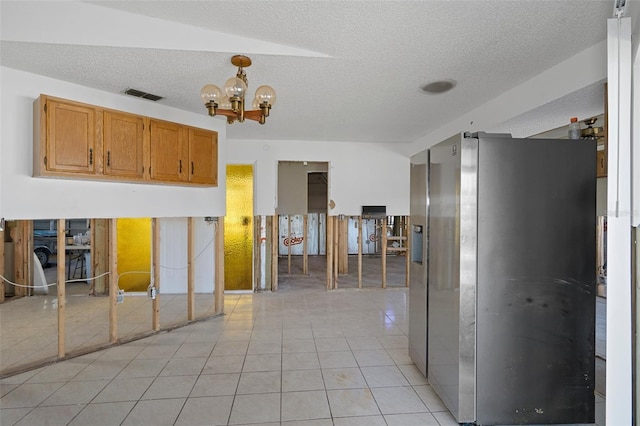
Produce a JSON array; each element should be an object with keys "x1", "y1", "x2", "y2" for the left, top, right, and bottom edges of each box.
[{"x1": 0, "y1": 0, "x2": 613, "y2": 143}]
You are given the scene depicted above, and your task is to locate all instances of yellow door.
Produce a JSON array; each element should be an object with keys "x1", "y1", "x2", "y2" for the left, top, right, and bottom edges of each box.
[
  {"x1": 225, "y1": 165, "x2": 253, "y2": 290},
  {"x1": 116, "y1": 218, "x2": 151, "y2": 292}
]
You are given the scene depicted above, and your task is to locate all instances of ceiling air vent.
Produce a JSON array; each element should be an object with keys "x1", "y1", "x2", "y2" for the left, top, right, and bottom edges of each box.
[{"x1": 123, "y1": 88, "x2": 163, "y2": 102}]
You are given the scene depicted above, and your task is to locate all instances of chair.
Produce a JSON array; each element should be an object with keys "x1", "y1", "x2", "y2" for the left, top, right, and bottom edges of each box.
[{"x1": 71, "y1": 252, "x2": 86, "y2": 279}]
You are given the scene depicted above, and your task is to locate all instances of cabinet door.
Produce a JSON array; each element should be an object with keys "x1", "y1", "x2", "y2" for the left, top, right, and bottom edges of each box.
[
  {"x1": 46, "y1": 99, "x2": 96, "y2": 173},
  {"x1": 149, "y1": 119, "x2": 186, "y2": 182},
  {"x1": 188, "y1": 128, "x2": 218, "y2": 185},
  {"x1": 104, "y1": 111, "x2": 144, "y2": 179}
]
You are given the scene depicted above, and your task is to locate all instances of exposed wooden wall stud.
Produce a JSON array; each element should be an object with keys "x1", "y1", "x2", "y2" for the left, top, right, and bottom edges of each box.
[
  {"x1": 57, "y1": 219, "x2": 66, "y2": 357},
  {"x1": 287, "y1": 215, "x2": 292, "y2": 274},
  {"x1": 214, "y1": 217, "x2": 225, "y2": 312},
  {"x1": 333, "y1": 216, "x2": 339, "y2": 289},
  {"x1": 152, "y1": 218, "x2": 160, "y2": 331},
  {"x1": 381, "y1": 217, "x2": 387, "y2": 289},
  {"x1": 338, "y1": 217, "x2": 348, "y2": 274},
  {"x1": 326, "y1": 215, "x2": 333, "y2": 290},
  {"x1": 187, "y1": 217, "x2": 195, "y2": 321},
  {"x1": 405, "y1": 216, "x2": 411, "y2": 287},
  {"x1": 303, "y1": 215, "x2": 308, "y2": 275},
  {"x1": 358, "y1": 216, "x2": 363, "y2": 289},
  {"x1": 109, "y1": 218, "x2": 118, "y2": 343},
  {"x1": 271, "y1": 216, "x2": 278, "y2": 292}
]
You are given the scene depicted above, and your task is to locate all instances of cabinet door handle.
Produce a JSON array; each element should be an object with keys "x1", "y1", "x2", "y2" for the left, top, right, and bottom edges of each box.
[
  {"x1": 179, "y1": 160, "x2": 182, "y2": 173},
  {"x1": 89, "y1": 148, "x2": 93, "y2": 165},
  {"x1": 107, "y1": 151, "x2": 111, "y2": 167},
  {"x1": 191, "y1": 161, "x2": 194, "y2": 175}
]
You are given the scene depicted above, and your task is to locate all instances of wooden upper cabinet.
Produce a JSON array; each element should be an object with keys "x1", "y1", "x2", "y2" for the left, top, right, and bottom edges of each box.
[
  {"x1": 34, "y1": 94, "x2": 218, "y2": 186},
  {"x1": 103, "y1": 111, "x2": 145, "y2": 179},
  {"x1": 188, "y1": 127, "x2": 218, "y2": 185},
  {"x1": 149, "y1": 119, "x2": 186, "y2": 182},
  {"x1": 44, "y1": 98, "x2": 97, "y2": 174}
]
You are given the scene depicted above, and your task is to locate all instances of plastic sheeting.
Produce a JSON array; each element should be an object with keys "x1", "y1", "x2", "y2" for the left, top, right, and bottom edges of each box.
[{"x1": 279, "y1": 213, "x2": 326, "y2": 255}]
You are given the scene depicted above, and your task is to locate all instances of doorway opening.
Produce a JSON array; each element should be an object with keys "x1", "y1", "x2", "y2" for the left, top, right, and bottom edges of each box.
[{"x1": 276, "y1": 162, "x2": 328, "y2": 291}]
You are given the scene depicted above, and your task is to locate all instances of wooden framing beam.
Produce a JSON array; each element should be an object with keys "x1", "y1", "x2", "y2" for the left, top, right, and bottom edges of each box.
[
  {"x1": 9, "y1": 222, "x2": 26, "y2": 297},
  {"x1": 303, "y1": 215, "x2": 308, "y2": 275},
  {"x1": 326, "y1": 215, "x2": 333, "y2": 290},
  {"x1": 338, "y1": 217, "x2": 348, "y2": 274},
  {"x1": 405, "y1": 216, "x2": 411, "y2": 287},
  {"x1": 335, "y1": 217, "x2": 340, "y2": 288},
  {"x1": 287, "y1": 215, "x2": 292, "y2": 274},
  {"x1": 152, "y1": 218, "x2": 160, "y2": 331},
  {"x1": 381, "y1": 217, "x2": 387, "y2": 289},
  {"x1": 254, "y1": 216, "x2": 262, "y2": 290},
  {"x1": 271, "y1": 216, "x2": 278, "y2": 292},
  {"x1": 265, "y1": 216, "x2": 272, "y2": 291},
  {"x1": 57, "y1": 219, "x2": 66, "y2": 357},
  {"x1": 214, "y1": 217, "x2": 225, "y2": 312},
  {"x1": 25, "y1": 221, "x2": 33, "y2": 296},
  {"x1": 358, "y1": 216, "x2": 363, "y2": 289},
  {"x1": 109, "y1": 218, "x2": 118, "y2": 343},
  {"x1": 91, "y1": 219, "x2": 109, "y2": 295},
  {"x1": 187, "y1": 217, "x2": 195, "y2": 321}
]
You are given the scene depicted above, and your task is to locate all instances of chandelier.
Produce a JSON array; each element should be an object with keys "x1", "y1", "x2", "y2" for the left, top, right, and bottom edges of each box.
[{"x1": 200, "y1": 55, "x2": 276, "y2": 125}]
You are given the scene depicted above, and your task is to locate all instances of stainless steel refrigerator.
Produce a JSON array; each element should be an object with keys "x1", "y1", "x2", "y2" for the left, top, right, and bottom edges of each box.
[{"x1": 410, "y1": 132, "x2": 596, "y2": 425}]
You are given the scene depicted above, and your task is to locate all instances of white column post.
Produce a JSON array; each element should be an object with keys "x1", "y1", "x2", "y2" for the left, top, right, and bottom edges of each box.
[{"x1": 606, "y1": 16, "x2": 632, "y2": 425}]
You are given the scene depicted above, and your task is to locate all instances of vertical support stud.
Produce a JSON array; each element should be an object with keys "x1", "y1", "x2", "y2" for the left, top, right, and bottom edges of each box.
[
  {"x1": 57, "y1": 219, "x2": 66, "y2": 358},
  {"x1": 214, "y1": 217, "x2": 225, "y2": 312},
  {"x1": 152, "y1": 218, "x2": 160, "y2": 331},
  {"x1": 333, "y1": 216, "x2": 339, "y2": 289},
  {"x1": 109, "y1": 218, "x2": 118, "y2": 343},
  {"x1": 405, "y1": 216, "x2": 411, "y2": 287},
  {"x1": 303, "y1": 215, "x2": 308, "y2": 275},
  {"x1": 358, "y1": 216, "x2": 363, "y2": 289},
  {"x1": 271, "y1": 216, "x2": 278, "y2": 292},
  {"x1": 187, "y1": 217, "x2": 195, "y2": 321},
  {"x1": 326, "y1": 215, "x2": 333, "y2": 290},
  {"x1": 287, "y1": 215, "x2": 292, "y2": 274},
  {"x1": 382, "y1": 217, "x2": 387, "y2": 289}
]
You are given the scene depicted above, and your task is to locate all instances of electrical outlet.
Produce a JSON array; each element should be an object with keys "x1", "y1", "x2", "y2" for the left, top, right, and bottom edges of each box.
[{"x1": 116, "y1": 289, "x2": 124, "y2": 304}]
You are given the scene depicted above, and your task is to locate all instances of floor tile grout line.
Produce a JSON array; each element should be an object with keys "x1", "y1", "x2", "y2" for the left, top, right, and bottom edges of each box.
[{"x1": 225, "y1": 314, "x2": 250, "y2": 426}]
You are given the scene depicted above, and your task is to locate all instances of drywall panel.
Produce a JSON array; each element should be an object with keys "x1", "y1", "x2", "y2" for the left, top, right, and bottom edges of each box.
[
  {"x1": 0, "y1": 67, "x2": 226, "y2": 220},
  {"x1": 194, "y1": 218, "x2": 216, "y2": 293},
  {"x1": 227, "y1": 140, "x2": 410, "y2": 217},
  {"x1": 158, "y1": 217, "x2": 188, "y2": 294},
  {"x1": 157, "y1": 217, "x2": 214, "y2": 294}
]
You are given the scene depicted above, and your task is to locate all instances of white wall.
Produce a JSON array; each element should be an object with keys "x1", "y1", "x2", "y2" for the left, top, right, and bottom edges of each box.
[
  {"x1": 406, "y1": 40, "x2": 608, "y2": 155},
  {"x1": 227, "y1": 139, "x2": 410, "y2": 216},
  {"x1": 0, "y1": 67, "x2": 227, "y2": 220},
  {"x1": 632, "y1": 1, "x2": 640, "y2": 228}
]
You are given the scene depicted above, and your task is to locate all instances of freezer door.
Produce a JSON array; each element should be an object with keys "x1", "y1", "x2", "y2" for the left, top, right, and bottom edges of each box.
[{"x1": 475, "y1": 137, "x2": 596, "y2": 424}]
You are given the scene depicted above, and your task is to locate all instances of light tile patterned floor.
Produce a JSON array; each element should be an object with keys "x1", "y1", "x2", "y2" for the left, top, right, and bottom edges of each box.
[
  {"x1": 0, "y1": 288, "x2": 462, "y2": 425},
  {"x1": 0, "y1": 286, "x2": 607, "y2": 425}
]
